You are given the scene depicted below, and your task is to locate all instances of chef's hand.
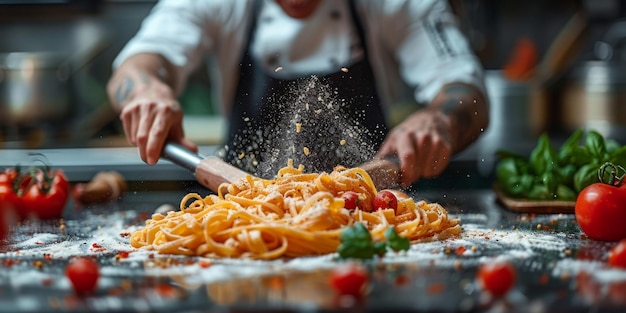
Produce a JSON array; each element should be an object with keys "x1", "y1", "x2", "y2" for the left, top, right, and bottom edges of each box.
[
  {"x1": 107, "y1": 53, "x2": 198, "y2": 165},
  {"x1": 119, "y1": 94, "x2": 197, "y2": 165},
  {"x1": 376, "y1": 108, "x2": 454, "y2": 186},
  {"x1": 375, "y1": 83, "x2": 489, "y2": 187}
]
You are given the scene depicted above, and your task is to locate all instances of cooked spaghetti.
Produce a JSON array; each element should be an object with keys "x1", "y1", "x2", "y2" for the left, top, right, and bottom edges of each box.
[{"x1": 130, "y1": 160, "x2": 461, "y2": 259}]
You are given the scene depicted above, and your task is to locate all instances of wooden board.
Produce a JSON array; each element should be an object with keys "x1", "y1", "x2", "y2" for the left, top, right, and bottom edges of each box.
[{"x1": 493, "y1": 185, "x2": 575, "y2": 214}]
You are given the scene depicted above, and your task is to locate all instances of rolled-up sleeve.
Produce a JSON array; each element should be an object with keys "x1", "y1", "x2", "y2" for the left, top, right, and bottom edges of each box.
[{"x1": 113, "y1": 0, "x2": 212, "y2": 76}]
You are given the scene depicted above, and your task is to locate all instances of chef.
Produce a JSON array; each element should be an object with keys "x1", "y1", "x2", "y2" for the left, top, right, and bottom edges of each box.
[{"x1": 107, "y1": 0, "x2": 488, "y2": 186}]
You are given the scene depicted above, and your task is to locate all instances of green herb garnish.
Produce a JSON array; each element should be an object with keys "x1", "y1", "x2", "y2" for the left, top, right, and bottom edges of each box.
[
  {"x1": 337, "y1": 223, "x2": 410, "y2": 259},
  {"x1": 495, "y1": 129, "x2": 626, "y2": 201}
]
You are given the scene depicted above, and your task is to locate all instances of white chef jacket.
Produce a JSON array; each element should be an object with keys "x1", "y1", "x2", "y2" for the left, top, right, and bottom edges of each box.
[{"x1": 113, "y1": 0, "x2": 485, "y2": 116}]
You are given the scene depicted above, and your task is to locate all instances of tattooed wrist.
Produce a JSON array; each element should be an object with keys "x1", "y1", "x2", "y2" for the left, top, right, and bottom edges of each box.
[{"x1": 114, "y1": 76, "x2": 135, "y2": 108}]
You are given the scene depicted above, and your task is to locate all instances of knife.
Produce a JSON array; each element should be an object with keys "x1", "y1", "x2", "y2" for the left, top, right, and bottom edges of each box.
[
  {"x1": 161, "y1": 142, "x2": 248, "y2": 193},
  {"x1": 162, "y1": 142, "x2": 402, "y2": 192}
]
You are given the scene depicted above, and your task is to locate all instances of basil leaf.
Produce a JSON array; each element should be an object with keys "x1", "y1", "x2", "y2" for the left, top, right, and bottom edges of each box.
[
  {"x1": 573, "y1": 163, "x2": 601, "y2": 193},
  {"x1": 528, "y1": 184, "x2": 552, "y2": 200},
  {"x1": 340, "y1": 222, "x2": 372, "y2": 242},
  {"x1": 558, "y1": 129, "x2": 584, "y2": 162},
  {"x1": 558, "y1": 164, "x2": 577, "y2": 186},
  {"x1": 530, "y1": 134, "x2": 557, "y2": 174},
  {"x1": 385, "y1": 227, "x2": 410, "y2": 252},
  {"x1": 609, "y1": 146, "x2": 626, "y2": 168},
  {"x1": 556, "y1": 184, "x2": 576, "y2": 201},
  {"x1": 373, "y1": 241, "x2": 387, "y2": 256},
  {"x1": 338, "y1": 241, "x2": 375, "y2": 259},
  {"x1": 585, "y1": 130, "x2": 606, "y2": 159},
  {"x1": 606, "y1": 138, "x2": 621, "y2": 154},
  {"x1": 541, "y1": 171, "x2": 559, "y2": 194}
]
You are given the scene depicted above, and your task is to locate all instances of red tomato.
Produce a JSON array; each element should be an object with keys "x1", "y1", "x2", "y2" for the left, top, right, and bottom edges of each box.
[
  {"x1": 373, "y1": 190, "x2": 398, "y2": 212},
  {"x1": 22, "y1": 169, "x2": 69, "y2": 220},
  {"x1": 0, "y1": 170, "x2": 25, "y2": 220},
  {"x1": 341, "y1": 191, "x2": 359, "y2": 210},
  {"x1": 575, "y1": 182, "x2": 626, "y2": 241},
  {"x1": 609, "y1": 239, "x2": 626, "y2": 269},
  {"x1": 329, "y1": 263, "x2": 368, "y2": 298},
  {"x1": 66, "y1": 257, "x2": 100, "y2": 295},
  {"x1": 0, "y1": 203, "x2": 9, "y2": 242},
  {"x1": 477, "y1": 260, "x2": 517, "y2": 297}
]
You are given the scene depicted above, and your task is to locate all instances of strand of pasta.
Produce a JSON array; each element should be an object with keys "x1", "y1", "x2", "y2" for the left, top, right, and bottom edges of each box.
[{"x1": 130, "y1": 161, "x2": 461, "y2": 259}]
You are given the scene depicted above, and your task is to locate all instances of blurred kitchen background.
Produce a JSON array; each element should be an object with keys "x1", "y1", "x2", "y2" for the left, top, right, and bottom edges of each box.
[{"x1": 1, "y1": 0, "x2": 626, "y2": 166}]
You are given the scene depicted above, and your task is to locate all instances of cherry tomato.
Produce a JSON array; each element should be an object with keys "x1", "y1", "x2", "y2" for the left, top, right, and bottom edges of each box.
[
  {"x1": 66, "y1": 257, "x2": 100, "y2": 295},
  {"x1": 341, "y1": 191, "x2": 359, "y2": 211},
  {"x1": 22, "y1": 169, "x2": 69, "y2": 220},
  {"x1": 0, "y1": 204, "x2": 9, "y2": 242},
  {"x1": 575, "y1": 181, "x2": 626, "y2": 242},
  {"x1": 373, "y1": 190, "x2": 398, "y2": 212},
  {"x1": 608, "y1": 239, "x2": 626, "y2": 269},
  {"x1": 0, "y1": 169, "x2": 25, "y2": 220},
  {"x1": 329, "y1": 263, "x2": 368, "y2": 298},
  {"x1": 477, "y1": 260, "x2": 517, "y2": 297}
]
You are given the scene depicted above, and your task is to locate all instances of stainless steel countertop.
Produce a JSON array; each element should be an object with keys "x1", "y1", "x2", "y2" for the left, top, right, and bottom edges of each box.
[
  {"x1": 0, "y1": 146, "x2": 221, "y2": 182},
  {"x1": 0, "y1": 189, "x2": 624, "y2": 313}
]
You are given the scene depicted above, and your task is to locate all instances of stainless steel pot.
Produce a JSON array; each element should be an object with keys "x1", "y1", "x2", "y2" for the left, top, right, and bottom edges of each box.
[
  {"x1": 0, "y1": 52, "x2": 72, "y2": 125},
  {"x1": 561, "y1": 62, "x2": 626, "y2": 144},
  {"x1": 474, "y1": 70, "x2": 547, "y2": 176}
]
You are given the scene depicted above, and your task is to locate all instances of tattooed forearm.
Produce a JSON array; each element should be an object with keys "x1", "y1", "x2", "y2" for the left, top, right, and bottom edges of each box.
[
  {"x1": 114, "y1": 76, "x2": 134, "y2": 108},
  {"x1": 433, "y1": 83, "x2": 489, "y2": 152},
  {"x1": 439, "y1": 84, "x2": 474, "y2": 131}
]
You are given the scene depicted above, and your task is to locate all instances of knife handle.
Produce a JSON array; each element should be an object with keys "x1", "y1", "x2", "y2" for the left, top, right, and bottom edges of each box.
[
  {"x1": 359, "y1": 155, "x2": 403, "y2": 190},
  {"x1": 161, "y1": 142, "x2": 248, "y2": 192}
]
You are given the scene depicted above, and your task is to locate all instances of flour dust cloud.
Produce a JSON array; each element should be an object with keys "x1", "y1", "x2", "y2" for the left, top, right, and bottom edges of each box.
[{"x1": 223, "y1": 75, "x2": 383, "y2": 178}]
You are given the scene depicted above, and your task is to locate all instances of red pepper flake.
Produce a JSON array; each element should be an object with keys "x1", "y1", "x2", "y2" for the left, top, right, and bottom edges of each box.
[
  {"x1": 198, "y1": 260, "x2": 212, "y2": 268},
  {"x1": 539, "y1": 273, "x2": 549, "y2": 285},
  {"x1": 154, "y1": 283, "x2": 177, "y2": 298},
  {"x1": 119, "y1": 232, "x2": 131, "y2": 238},
  {"x1": 394, "y1": 274, "x2": 409, "y2": 287},
  {"x1": 91, "y1": 243, "x2": 106, "y2": 252},
  {"x1": 3, "y1": 259, "x2": 16, "y2": 267},
  {"x1": 43, "y1": 253, "x2": 53, "y2": 261},
  {"x1": 427, "y1": 282, "x2": 445, "y2": 295},
  {"x1": 542, "y1": 225, "x2": 552, "y2": 231},
  {"x1": 454, "y1": 246, "x2": 466, "y2": 256},
  {"x1": 35, "y1": 242, "x2": 44, "y2": 245},
  {"x1": 115, "y1": 251, "x2": 130, "y2": 261},
  {"x1": 42, "y1": 277, "x2": 54, "y2": 287}
]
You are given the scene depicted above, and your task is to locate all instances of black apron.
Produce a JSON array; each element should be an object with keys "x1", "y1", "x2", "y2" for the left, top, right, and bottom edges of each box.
[{"x1": 221, "y1": 0, "x2": 387, "y2": 178}]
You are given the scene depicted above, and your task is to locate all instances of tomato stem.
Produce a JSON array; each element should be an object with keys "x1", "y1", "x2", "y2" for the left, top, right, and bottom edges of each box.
[{"x1": 598, "y1": 162, "x2": 625, "y2": 187}]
